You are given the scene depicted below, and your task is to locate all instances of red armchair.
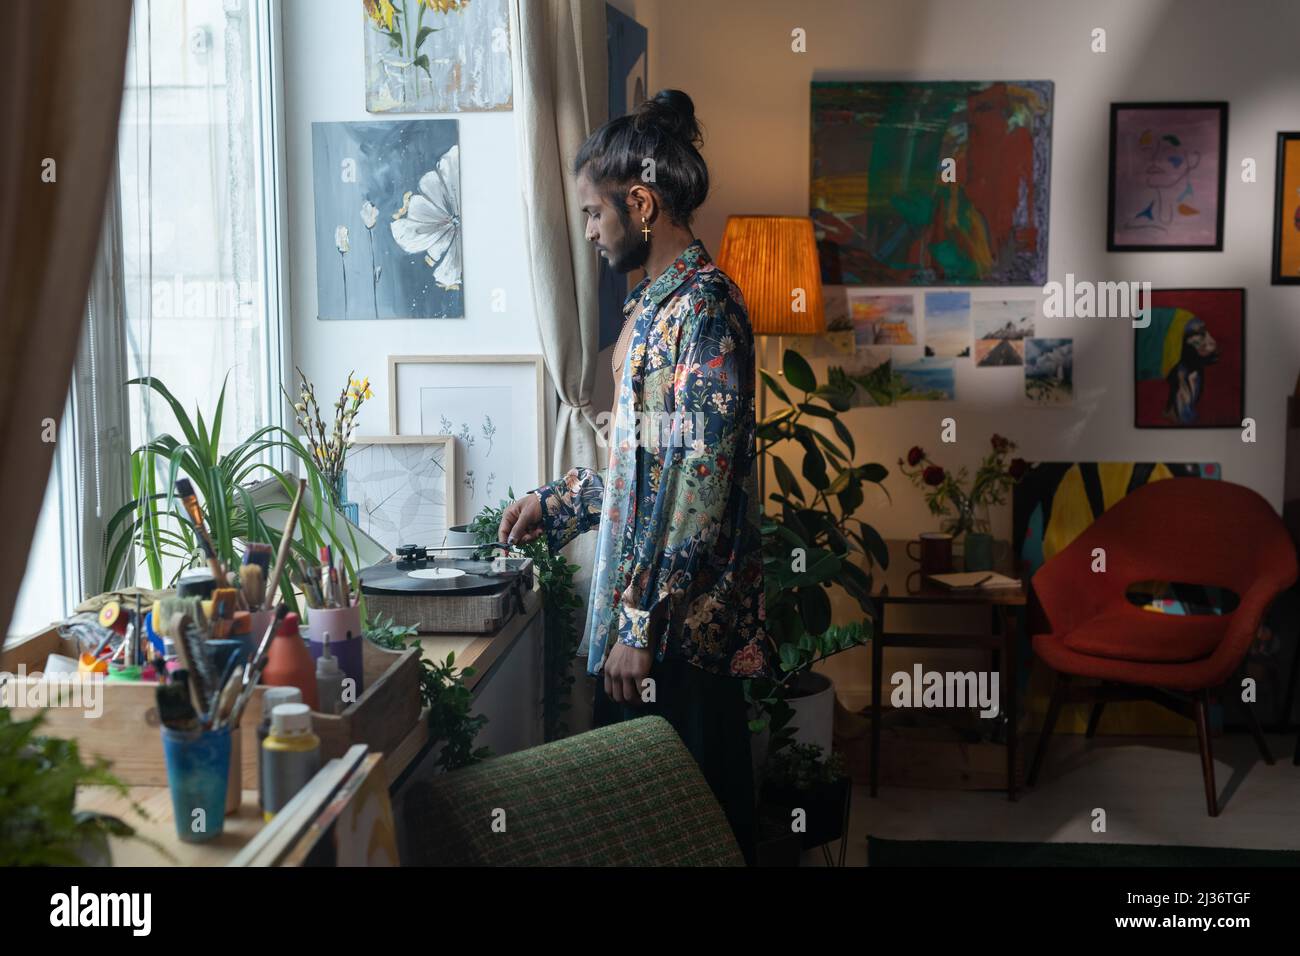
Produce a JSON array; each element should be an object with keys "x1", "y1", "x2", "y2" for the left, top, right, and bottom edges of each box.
[{"x1": 1027, "y1": 478, "x2": 1298, "y2": 816}]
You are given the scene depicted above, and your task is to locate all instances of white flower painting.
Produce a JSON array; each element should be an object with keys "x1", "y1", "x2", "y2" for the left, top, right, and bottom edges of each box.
[
  {"x1": 390, "y1": 145, "x2": 462, "y2": 291},
  {"x1": 312, "y1": 120, "x2": 463, "y2": 320}
]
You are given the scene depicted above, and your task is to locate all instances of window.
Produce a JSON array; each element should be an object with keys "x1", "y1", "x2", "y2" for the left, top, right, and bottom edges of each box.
[{"x1": 8, "y1": 0, "x2": 286, "y2": 636}]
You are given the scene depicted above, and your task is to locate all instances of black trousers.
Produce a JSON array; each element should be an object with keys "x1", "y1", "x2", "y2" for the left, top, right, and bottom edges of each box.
[{"x1": 593, "y1": 654, "x2": 756, "y2": 864}]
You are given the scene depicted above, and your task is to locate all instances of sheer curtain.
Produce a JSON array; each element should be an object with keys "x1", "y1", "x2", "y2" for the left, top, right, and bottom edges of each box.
[{"x1": 8, "y1": 0, "x2": 283, "y2": 632}]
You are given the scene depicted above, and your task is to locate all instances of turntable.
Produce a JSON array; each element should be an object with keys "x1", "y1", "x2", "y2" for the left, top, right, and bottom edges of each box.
[{"x1": 359, "y1": 543, "x2": 534, "y2": 634}]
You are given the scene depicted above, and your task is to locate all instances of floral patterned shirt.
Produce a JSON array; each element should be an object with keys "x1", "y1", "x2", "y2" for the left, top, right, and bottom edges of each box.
[{"x1": 530, "y1": 240, "x2": 770, "y2": 680}]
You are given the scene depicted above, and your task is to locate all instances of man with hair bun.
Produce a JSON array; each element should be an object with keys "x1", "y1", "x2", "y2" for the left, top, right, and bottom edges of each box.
[{"x1": 499, "y1": 89, "x2": 767, "y2": 862}]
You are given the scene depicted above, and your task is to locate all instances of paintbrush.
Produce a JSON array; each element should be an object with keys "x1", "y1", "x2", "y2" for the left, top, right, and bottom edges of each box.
[
  {"x1": 174, "y1": 478, "x2": 226, "y2": 586},
  {"x1": 227, "y1": 603, "x2": 288, "y2": 730},
  {"x1": 167, "y1": 613, "x2": 207, "y2": 717},
  {"x1": 264, "y1": 479, "x2": 307, "y2": 611},
  {"x1": 239, "y1": 564, "x2": 265, "y2": 610}
]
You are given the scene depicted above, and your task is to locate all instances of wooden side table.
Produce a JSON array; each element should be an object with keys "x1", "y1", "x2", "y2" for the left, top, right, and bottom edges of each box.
[{"x1": 869, "y1": 539, "x2": 1028, "y2": 801}]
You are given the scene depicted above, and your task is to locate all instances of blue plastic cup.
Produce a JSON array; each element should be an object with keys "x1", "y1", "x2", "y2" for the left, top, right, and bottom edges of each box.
[{"x1": 161, "y1": 725, "x2": 231, "y2": 843}]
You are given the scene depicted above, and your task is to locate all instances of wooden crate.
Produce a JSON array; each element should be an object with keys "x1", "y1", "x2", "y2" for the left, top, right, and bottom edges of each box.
[{"x1": 0, "y1": 628, "x2": 421, "y2": 786}]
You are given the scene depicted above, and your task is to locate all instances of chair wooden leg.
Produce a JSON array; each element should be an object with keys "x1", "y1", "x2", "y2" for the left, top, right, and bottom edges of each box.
[
  {"x1": 1028, "y1": 672, "x2": 1067, "y2": 788},
  {"x1": 1193, "y1": 690, "x2": 1219, "y2": 817},
  {"x1": 1241, "y1": 696, "x2": 1275, "y2": 765},
  {"x1": 1085, "y1": 700, "x2": 1105, "y2": 739}
]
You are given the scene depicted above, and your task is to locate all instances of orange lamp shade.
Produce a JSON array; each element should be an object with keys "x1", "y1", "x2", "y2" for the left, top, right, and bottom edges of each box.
[{"x1": 716, "y1": 215, "x2": 826, "y2": 336}]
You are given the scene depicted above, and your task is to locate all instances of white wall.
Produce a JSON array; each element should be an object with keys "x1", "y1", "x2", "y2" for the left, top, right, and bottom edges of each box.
[
  {"x1": 642, "y1": 0, "x2": 1300, "y2": 540},
  {"x1": 282, "y1": 0, "x2": 541, "y2": 443}
]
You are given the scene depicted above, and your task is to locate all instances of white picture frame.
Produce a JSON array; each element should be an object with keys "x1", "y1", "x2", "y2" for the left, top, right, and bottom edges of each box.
[
  {"x1": 388, "y1": 355, "x2": 546, "y2": 524},
  {"x1": 344, "y1": 435, "x2": 456, "y2": 552}
]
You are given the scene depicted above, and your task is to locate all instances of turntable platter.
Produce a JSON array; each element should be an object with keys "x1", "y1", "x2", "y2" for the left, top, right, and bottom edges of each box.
[{"x1": 359, "y1": 557, "x2": 521, "y2": 596}]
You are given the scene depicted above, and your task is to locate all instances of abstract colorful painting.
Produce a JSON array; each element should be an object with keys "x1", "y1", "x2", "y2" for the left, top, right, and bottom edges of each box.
[
  {"x1": 810, "y1": 80, "x2": 1053, "y2": 286},
  {"x1": 1108, "y1": 102, "x2": 1227, "y2": 251},
  {"x1": 364, "y1": 0, "x2": 512, "y2": 113},
  {"x1": 847, "y1": 291, "x2": 916, "y2": 346},
  {"x1": 1272, "y1": 132, "x2": 1300, "y2": 284},
  {"x1": 1025, "y1": 338, "x2": 1072, "y2": 405},
  {"x1": 1134, "y1": 289, "x2": 1244, "y2": 428},
  {"x1": 924, "y1": 292, "x2": 971, "y2": 358},
  {"x1": 312, "y1": 120, "x2": 462, "y2": 320},
  {"x1": 973, "y1": 299, "x2": 1036, "y2": 367}
]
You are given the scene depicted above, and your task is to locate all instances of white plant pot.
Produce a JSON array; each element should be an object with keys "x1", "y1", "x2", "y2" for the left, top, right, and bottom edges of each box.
[{"x1": 786, "y1": 670, "x2": 835, "y2": 756}]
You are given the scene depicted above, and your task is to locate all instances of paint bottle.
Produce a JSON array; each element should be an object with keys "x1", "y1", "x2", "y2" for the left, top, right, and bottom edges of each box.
[
  {"x1": 261, "y1": 702, "x2": 321, "y2": 821},
  {"x1": 260, "y1": 612, "x2": 319, "y2": 711},
  {"x1": 315, "y1": 633, "x2": 345, "y2": 716},
  {"x1": 256, "y1": 686, "x2": 302, "y2": 811}
]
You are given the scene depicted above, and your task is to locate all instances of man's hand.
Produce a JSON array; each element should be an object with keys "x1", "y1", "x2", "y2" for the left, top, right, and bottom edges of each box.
[
  {"x1": 604, "y1": 642, "x2": 653, "y2": 706},
  {"x1": 498, "y1": 492, "x2": 543, "y2": 546}
]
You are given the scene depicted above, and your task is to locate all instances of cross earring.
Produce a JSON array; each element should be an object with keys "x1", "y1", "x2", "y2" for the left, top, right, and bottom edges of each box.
[{"x1": 641, "y1": 216, "x2": 652, "y2": 242}]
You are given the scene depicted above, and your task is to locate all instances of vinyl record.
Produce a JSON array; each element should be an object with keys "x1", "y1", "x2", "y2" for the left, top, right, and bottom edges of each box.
[{"x1": 358, "y1": 558, "x2": 511, "y2": 596}]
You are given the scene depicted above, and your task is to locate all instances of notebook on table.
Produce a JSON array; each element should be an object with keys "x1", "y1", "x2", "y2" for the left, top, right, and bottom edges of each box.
[{"x1": 925, "y1": 571, "x2": 1022, "y2": 590}]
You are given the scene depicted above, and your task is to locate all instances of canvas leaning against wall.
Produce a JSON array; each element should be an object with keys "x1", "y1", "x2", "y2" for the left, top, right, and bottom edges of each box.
[
  {"x1": 363, "y1": 0, "x2": 513, "y2": 113},
  {"x1": 810, "y1": 80, "x2": 1054, "y2": 286},
  {"x1": 312, "y1": 120, "x2": 463, "y2": 320}
]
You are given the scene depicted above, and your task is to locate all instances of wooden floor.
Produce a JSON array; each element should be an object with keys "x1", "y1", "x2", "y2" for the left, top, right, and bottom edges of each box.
[{"x1": 806, "y1": 732, "x2": 1300, "y2": 867}]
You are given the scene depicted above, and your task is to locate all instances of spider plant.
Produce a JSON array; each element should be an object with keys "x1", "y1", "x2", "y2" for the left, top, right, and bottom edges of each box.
[{"x1": 101, "y1": 375, "x2": 364, "y2": 611}]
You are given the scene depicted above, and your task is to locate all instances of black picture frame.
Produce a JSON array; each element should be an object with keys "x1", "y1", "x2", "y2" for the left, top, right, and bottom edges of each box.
[
  {"x1": 1107, "y1": 101, "x2": 1229, "y2": 252},
  {"x1": 1133, "y1": 287, "x2": 1245, "y2": 430},
  {"x1": 1271, "y1": 132, "x2": 1300, "y2": 285}
]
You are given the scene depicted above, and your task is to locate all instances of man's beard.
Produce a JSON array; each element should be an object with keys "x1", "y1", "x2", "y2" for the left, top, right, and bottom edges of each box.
[{"x1": 603, "y1": 206, "x2": 650, "y2": 273}]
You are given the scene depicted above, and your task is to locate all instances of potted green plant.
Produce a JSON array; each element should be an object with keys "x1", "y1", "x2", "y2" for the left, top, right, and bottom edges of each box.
[
  {"x1": 468, "y1": 494, "x2": 583, "y2": 742},
  {"x1": 746, "y1": 348, "x2": 885, "y2": 769},
  {"x1": 0, "y1": 709, "x2": 167, "y2": 865},
  {"x1": 760, "y1": 742, "x2": 850, "y2": 852},
  {"x1": 101, "y1": 374, "x2": 366, "y2": 609},
  {"x1": 364, "y1": 613, "x2": 492, "y2": 771},
  {"x1": 896, "y1": 434, "x2": 1027, "y2": 570}
]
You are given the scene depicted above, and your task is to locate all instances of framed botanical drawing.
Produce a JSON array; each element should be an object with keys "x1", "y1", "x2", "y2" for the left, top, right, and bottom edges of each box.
[
  {"x1": 343, "y1": 436, "x2": 456, "y2": 551},
  {"x1": 1134, "y1": 288, "x2": 1244, "y2": 428},
  {"x1": 388, "y1": 355, "x2": 546, "y2": 522},
  {"x1": 1272, "y1": 132, "x2": 1300, "y2": 284},
  {"x1": 1108, "y1": 102, "x2": 1228, "y2": 251}
]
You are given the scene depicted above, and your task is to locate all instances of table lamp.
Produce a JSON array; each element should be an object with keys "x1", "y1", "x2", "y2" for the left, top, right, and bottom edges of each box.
[{"x1": 717, "y1": 215, "x2": 827, "y2": 502}]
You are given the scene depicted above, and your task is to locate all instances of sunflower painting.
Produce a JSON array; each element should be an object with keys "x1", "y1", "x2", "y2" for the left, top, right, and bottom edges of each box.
[
  {"x1": 312, "y1": 119, "x2": 463, "y2": 320},
  {"x1": 364, "y1": 0, "x2": 512, "y2": 113}
]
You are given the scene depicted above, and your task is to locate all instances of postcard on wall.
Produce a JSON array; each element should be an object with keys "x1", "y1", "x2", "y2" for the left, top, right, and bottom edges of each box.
[
  {"x1": 923, "y1": 292, "x2": 971, "y2": 358},
  {"x1": 1025, "y1": 338, "x2": 1073, "y2": 406},
  {"x1": 847, "y1": 290, "x2": 917, "y2": 347},
  {"x1": 973, "y1": 299, "x2": 1037, "y2": 367}
]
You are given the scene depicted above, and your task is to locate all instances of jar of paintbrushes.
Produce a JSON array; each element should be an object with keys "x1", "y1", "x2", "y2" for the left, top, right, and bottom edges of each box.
[
  {"x1": 155, "y1": 477, "x2": 309, "y2": 842},
  {"x1": 294, "y1": 545, "x2": 365, "y2": 699}
]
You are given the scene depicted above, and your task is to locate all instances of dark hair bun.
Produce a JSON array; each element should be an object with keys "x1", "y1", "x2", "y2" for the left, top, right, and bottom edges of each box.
[{"x1": 634, "y1": 89, "x2": 703, "y2": 147}]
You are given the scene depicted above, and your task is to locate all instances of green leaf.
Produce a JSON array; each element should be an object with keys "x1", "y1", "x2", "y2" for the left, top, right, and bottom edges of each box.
[
  {"x1": 759, "y1": 368, "x2": 791, "y2": 405},
  {"x1": 772, "y1": 457, "x2": 803, "y2": 503},
  {"x1": 415, "y1": 25, "x2": 434, "y2": 49},
  {"x1": 783, "y1": 349, "x2": 816, "y2": 392},
  {"x1": 796, "y1": 584, "x2": 832, "y2": 636},
  {"x1": 858, "y1": 462, "x2": 889, "y2": 484},
  {"x1": 832, "y1": 417, "x2": 856, "y2": 458}
]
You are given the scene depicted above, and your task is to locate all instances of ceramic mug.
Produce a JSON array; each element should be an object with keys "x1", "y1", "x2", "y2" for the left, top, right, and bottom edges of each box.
[{"x1": 906, "y1": 532, "x2": 954, "y2": 575}]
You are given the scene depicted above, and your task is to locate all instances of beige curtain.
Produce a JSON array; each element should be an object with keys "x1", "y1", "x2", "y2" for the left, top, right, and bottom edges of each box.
[
  {"x1": 0, "y1": 0, "x2": 134, "y2": 638},
  {"x1": 509, "y1": 0, "x2": 609, "y2": 635}
]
